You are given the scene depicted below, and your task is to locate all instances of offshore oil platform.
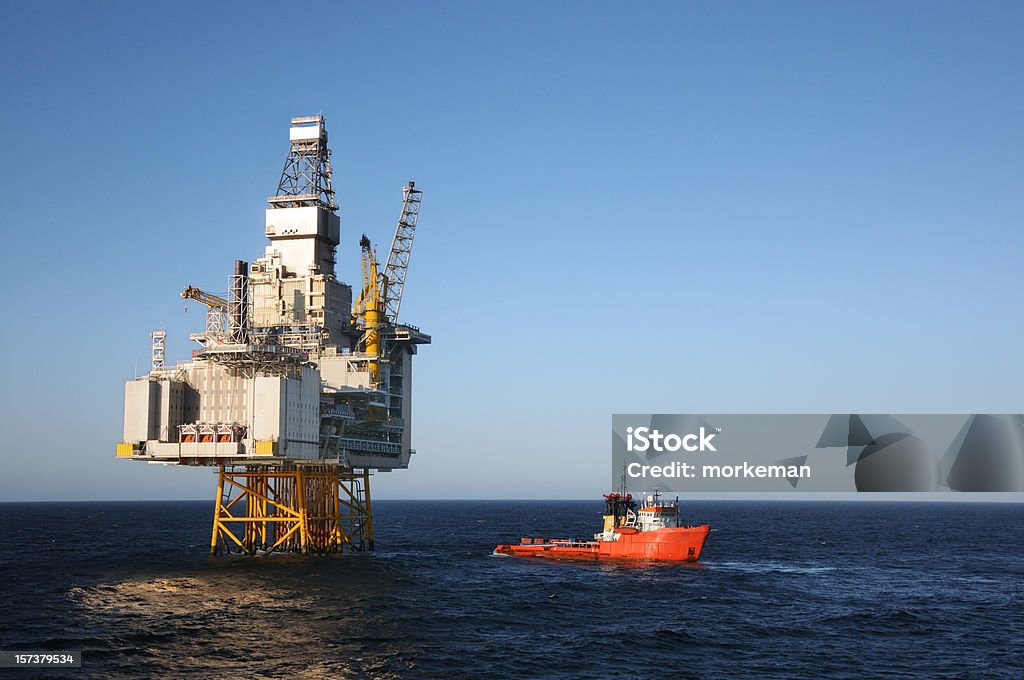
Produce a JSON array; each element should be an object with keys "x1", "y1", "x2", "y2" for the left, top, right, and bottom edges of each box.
[{"x1": 116, "y1": 115, "x2": 429, "y2": 555}]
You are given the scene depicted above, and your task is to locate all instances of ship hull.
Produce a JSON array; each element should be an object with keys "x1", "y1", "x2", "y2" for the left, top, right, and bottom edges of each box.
[{"x1": 494, "y1": 524, "x2": 711, "y2": 563}]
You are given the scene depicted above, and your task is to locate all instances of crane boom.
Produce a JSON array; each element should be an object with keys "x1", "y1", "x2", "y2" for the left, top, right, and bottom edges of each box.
[
  {"x1": 352, "y1": 234, "x2": 384, "y2": 384},
  {"x1": 382, "y1": 181, "x2": 422, "y2": 323},
  {"x1": 181, "y1": 286, "x2": 230, "y2": 312}
]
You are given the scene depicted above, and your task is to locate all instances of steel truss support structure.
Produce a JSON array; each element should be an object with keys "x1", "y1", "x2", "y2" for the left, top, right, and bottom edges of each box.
[{"x1": 210, "y1": 465, "x2": 374, "y2": 556}]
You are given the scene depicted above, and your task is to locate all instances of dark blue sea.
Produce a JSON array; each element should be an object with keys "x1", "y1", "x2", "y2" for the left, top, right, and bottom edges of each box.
[{"x1": 0, "y1": 501, "x2": 1021, "y2": 678}]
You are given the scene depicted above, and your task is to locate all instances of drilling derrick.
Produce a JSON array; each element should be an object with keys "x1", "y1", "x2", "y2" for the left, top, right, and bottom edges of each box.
[{"x1": 116, "y1": 115, "x2": 430, "y2": 555}]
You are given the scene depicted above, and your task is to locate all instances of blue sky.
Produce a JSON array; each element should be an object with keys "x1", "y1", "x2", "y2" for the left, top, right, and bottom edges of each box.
[{"x1": 0, "y1": 1, "x2": 1022, "y2": 500}]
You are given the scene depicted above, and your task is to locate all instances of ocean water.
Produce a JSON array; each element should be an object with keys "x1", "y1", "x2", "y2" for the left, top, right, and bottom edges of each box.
[{"x1": 0, "y1": 500, "x2": 1021, "y2": 679}]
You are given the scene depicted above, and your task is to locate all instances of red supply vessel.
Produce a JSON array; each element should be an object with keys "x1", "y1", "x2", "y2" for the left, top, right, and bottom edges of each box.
[{"x1": 493, "y1": 490, "x2": 710, "y2": 563}]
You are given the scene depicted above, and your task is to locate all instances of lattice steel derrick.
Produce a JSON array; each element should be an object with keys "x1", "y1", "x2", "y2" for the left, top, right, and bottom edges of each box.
[
  {"x1": 271, "y1": 116, "x2": 337, "y2": 211},
  {"x1": 383, "y1": 181, "x2": 423, "y2": 323}
]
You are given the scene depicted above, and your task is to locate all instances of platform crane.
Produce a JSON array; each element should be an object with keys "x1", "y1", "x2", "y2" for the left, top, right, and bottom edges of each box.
[
  {"x1": 352, "y1": 182, "x2": 424, "y2": 382},
  {"x1": 180, "y1": 285, "x2": 232, "y2": 344},
  {"x1": 181, "y1": 262, "x2": 249, "y2": 344},
  {"x1": 180, "y1": 285, "x2": 230, "y2": 311},
  {"x1": 382, "y1": 181, "x2": 423, "y2": 324},
  {"x1": 352, "y1": 234, "x2": 385, "y2": 382}
]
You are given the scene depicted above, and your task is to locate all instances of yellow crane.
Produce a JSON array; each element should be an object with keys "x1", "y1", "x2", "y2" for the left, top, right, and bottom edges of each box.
[
  {"x1": 180, "y1": 285, "x2": 234, "y2": 344},
  {"x1": 351, "y1": 182, "x2": 424, "y2": 384},
  {"x1": 180, "y1": 285, "x2": 230, "y2": 311},
  {"x1": 352, "y1": 234, "x2": 385, "y2": 382}
]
